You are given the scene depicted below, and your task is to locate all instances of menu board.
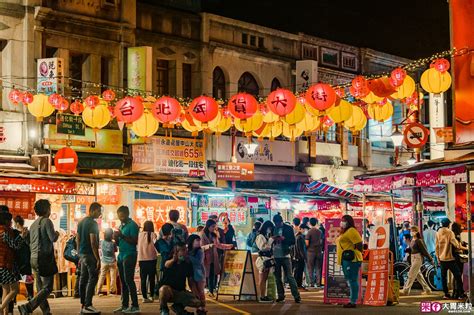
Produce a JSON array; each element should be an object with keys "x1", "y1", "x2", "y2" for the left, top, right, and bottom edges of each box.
[
  {"x1": 218, "y1": 250, "x2": 257, "y2": 300},
  {"x1": 192, "y1": 195, "x2": 248, "y2": 226},
  {"x1": 323, "y1": 218, "x2": 363, "y2": 304}
]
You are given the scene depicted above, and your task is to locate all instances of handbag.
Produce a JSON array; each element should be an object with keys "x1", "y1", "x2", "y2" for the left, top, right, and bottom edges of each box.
[
  {"x1": 37, "y1": 218, "x2": 58, "y2": 277},
  {"x1": 263, "y1": 258, "x2": 275, "y2": 269},
  {"x1": 342, "y1": 249, "x2": 355, "y2": 261},
  {"x1": 258, "y1": 249, "x2": 273, "y2": 257},
  {"x1": 63, "y1": 235, "x2": 79, "y2": 264},
  {"x1": 457, "y1": 253, "x2": 468, "y2": 264}
]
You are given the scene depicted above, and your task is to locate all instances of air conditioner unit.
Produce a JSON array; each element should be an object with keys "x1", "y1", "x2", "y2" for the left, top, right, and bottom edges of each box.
[{"x1": 31, "y1": 154, "x2": 51, "y2": 172}]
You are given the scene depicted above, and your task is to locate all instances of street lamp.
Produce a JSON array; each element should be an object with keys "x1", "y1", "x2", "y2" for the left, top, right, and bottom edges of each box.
[
  {"x1": 407, "y1": 152, "x2": 417, "y2": 165},
  {"x1": 391, "y1": 125, "x2": 404, "y2": 147}
]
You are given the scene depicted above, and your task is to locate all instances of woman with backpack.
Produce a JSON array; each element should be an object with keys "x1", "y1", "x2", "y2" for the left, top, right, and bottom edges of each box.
[
  {"x1": 0, "y1": 206, "x2": 27, "y2": 315},
  {"x1": 137, "y1": 221, "x2": 158, "y2": 303},
  {"x1": 255, "y1": 220, "x2": 275, "y2": 303}
]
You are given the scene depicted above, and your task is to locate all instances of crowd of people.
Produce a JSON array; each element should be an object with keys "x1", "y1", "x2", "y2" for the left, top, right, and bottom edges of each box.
[{"x1": 0, "y1": 199, "x2": 470, "y2": 315}]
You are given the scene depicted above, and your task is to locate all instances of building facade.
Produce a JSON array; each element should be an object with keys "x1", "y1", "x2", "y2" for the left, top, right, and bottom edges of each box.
[{"x1": 0, "y1": 0, "x2": 410, "y2": 183}]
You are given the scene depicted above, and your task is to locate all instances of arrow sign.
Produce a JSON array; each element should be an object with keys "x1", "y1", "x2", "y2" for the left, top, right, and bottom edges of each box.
[{"x1": 403, "y1": 122, "x2": 429, "y2": 148}]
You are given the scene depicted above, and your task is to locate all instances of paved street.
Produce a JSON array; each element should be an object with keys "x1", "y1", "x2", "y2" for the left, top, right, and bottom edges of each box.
[{"x1": 17, "y1": 289, "x2": 452, "y2": 314}]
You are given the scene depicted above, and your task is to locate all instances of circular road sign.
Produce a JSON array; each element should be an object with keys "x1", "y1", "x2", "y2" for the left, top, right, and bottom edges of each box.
[{"x1": 403, "y1": 122, "x2": 429, "y2": 148}]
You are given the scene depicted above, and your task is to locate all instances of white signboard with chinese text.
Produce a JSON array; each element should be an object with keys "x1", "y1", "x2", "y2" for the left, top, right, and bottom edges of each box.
[
  {"x1": 0, "y1": 122, "x2": 22, "y2": 152},
  {"x1": 37, "y1": 58, "x2": 64, "y2": 95},
  {"x1": 296, "y1": 60, "x2": 318, "y2": 92}
]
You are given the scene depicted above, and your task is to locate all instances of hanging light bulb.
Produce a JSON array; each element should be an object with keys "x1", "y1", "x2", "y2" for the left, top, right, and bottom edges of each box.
[{"x1": 391, "y1": 125, "x2": 404, "y2": 147}]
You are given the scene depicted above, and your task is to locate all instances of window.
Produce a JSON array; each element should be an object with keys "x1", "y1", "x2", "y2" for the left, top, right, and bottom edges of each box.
[
  {"x1": 238, "y1": 72, "x2": 259, "y2": 97},
  {"x1": 302, "y1": 44, "x2": 318, "y2": 60},
  {"x1": 100, "y1": 57, "x2": 109, "y2": 93},
  {"x1": 156, "y1": 59, "x2": 169, "y2": 95},
  {"x1": 270, "y1": 78, "x2": 281, "y2": 92},
  {"x1": 241, "y1": 33, "x2": 248, "y2": 45},
  {"x1": 172, "y1": 16, "x2": 181, "y2": 36},
  {"x1": 182, "y1": 63, "x2": 192, "y2": 98},
  {"x1": 70, "y1": 53, "x2": 84, "y2": 97},
  {"x1": 212, "y1": 67, "x2": 226, "y2": 99},
  {"x1": 250, "y1": 35, "x2": 256, "y2": 47},
  {"x1": 258, "y1": 37, "x2": 265, "y2": 48},
  {"x1": 341, "y1": 52, "x2": 357, "y2": 71},
  {"x1": 45, "y1": 46, "x2": 58, "y2": 58}
]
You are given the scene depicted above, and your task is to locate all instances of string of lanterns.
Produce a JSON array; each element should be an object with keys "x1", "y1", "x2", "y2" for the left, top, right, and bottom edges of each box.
[{"x1": 4, "y1": 48, "x2": 468, "y2": 142}]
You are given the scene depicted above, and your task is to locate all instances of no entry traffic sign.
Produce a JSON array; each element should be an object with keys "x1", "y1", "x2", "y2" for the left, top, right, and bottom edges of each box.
[{"x1": 403, "y1": 122, "x2": 429, "y2": 148}]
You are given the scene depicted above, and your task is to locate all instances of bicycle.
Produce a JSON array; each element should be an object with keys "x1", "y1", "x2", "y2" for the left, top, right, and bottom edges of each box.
[{"x1": 393, "y1": 252, "x2": 441, "y2": 291}]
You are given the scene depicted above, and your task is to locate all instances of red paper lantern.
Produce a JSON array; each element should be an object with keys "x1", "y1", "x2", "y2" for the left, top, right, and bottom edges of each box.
[
  {"x1": 189, "y1": 96, "x2": 219, "y2": 123},
  {"x1": 8, "y1": 89, "x2": 23, "y2": 105},
  {"x1": 102, "y1": 89, "x2": 116, "y2": 102},
  {"x1": 84, "y1": 95, "x2": 100, "y2": 108},
  {"x1": 349, "y1": 85, "x2": 370, "y2": 98},
  {"x1": 70, "y1": 100, "x2": 84, "y2": 115},
  {"x1": 54, "y1": 147, "x2": 78, "y2": 174},
  {"x1": 390, "y1": 68, "x2": 406, "y2": 87},
  {"x1": 114, "y1": 96, "x2": 144, "y2": 124},
  {"x1": 108, "y1": 106, "x2": 116, "y2": 119},
  {"x1": 55, "y1": 98, "x2": 69, "y2": 112},
  {"x1": 227, "y1": 93, "x2": 258, "y2": 119},
  {"x1": 266, "y1": 89, "x2": 296, "y2": 116},
  {"x1": 431, "y1": 58, "x2": 450, "y2": 73},
  {"x1": 367, "y1": 77, "x2": 397, "y2": 97},
  {"x1": 305, "y1": 84, "x2": 336, "y2": 111},
  {"x1": 352, "y1": 76, "x2": 368, "y2": 89},
  {"x1": 335, "y1": 87, "x2": 345, "y2": 98},
  {"x1": 152, "y1": 96, "x2": 182, "y2": 123},
  {"x1": 22, "y1": 92, "x2": 34, "y2": 104},
  {"x1": 47, "y1": 94, "x2": 62, "y2": 107}
]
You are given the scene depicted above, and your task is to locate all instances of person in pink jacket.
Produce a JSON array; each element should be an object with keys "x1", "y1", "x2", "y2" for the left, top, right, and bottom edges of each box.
[
  {"x1": 199, "y1": 219, "x2": 232, "y2": 297},
  {"x1": 137, "y1": 221, "x2": 158, "y2": 303}
]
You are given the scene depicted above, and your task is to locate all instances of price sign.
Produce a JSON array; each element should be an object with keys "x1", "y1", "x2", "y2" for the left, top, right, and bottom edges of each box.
[{"x1": 403, "y1": 122, "x2": 429, "y2": 148}]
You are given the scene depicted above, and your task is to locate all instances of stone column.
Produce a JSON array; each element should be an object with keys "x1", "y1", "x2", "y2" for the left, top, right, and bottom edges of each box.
[{"x1": 82, "y1": 54, "x2": 101, "y2": 95}]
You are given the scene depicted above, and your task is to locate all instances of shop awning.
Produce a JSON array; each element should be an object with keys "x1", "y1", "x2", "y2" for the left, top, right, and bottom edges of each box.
[
  {"x1": 306, "y1": 180, "x2": 360, "y2": 199},
  {"x1": 253, "y1": 166, "x2": 311, "y2": 183}
]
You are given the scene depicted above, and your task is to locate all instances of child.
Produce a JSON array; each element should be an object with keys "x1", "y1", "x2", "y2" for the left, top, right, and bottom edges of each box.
[
  {"x1": 96, "y1": 228, "x2": 117, "y2": 296},
  {"x1": 186, "y1": 234, "x2": 211, "y2": 314}
]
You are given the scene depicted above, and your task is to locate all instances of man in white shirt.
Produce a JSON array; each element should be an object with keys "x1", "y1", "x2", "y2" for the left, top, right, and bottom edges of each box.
[{"x1": 423, "y1": 220, "x2": 436, "y2": 255}]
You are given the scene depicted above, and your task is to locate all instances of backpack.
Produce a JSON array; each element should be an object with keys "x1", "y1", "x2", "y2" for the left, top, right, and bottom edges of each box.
[
  {"x1": 64, "y1": 235, "x2": 79, "y2": 264},
  {"x1": 171, "y1": 223, "x2": 186, "y2": 245},
  {"x1": 246, "y1": 231, "x2": 257, "y2": 249}
]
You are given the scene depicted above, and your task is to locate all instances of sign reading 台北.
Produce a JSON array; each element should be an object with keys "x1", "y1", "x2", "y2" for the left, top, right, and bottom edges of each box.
[
  {"x1": 216, "y1": 162, "x2": 254, "y2": 181},
  {"x1": 132, "y1": 136, "x2": 206, "y2": 176},
  {"x1": 37, "y1": 58, "x2": 64, "y2": 95},
  {"x1": 363, "y1": 248, "x2": 390, "y2": 306},
  {"x1": 56, "y1": 113, "x2": 85, "y2": 136},
  {"x1": 133, "y1": 199, "x2": 188, "y2": 230}
]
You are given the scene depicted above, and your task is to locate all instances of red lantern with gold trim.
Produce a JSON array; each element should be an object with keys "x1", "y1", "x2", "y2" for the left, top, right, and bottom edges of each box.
[
  {"x1": 102, "y1": 89, "x2": 116, "y2": 102},
  {"x1": 115, "y1": 96, "x2": 144, "y2": 125},
  {"x1": 390, "y1": 68, "x2": 406, "y2": 87},
  {"x1": 266, "y1": 89, "x2": 296, "y2": 117},
  {"x1": 431, "y1": 58, "x2": 450, "y2": 73},
  {"x1": 305, "y1": 84, "x2": 336, "y2": 111},
  {"x1": 48, "y1": 94, "x2": 63, "y2": 108},
  {"x1": 70, "y1": 100, "x2": 84, "y2": 115},
  {"x1": 54, "y1": 147, "x2": 78, "y2": 174},
  {"x1": 152, "y1": 96, "x2": 182, "y2": 123},
  {"x1": 84, "y1": 95, "x2": 100, "y2": 109},
  {"x1": 189, "y1": 96, "x2": 219, "y2": 123},
  {"x1": 55, "y1": 98, "x2": 69, "y2": 112},
  {"x1": 8, "y1": 89, "x2": 23, "y2": 105},
  {"x1": 22, "y1": 92, "x2": 34, "y2": 105},
  {"x1": 227, "y1": 93, "x2": 258, "y2": 119}
]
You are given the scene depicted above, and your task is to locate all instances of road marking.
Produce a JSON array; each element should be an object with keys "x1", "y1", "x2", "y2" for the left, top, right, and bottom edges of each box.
[{"x1": 206, "y1": 298, "x2": 251, "y2": 315}]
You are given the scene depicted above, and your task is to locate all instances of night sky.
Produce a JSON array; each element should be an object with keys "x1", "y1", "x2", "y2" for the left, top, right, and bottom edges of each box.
[{"x1": 202, "y1": 0, "x2": 450, "y2": 59}]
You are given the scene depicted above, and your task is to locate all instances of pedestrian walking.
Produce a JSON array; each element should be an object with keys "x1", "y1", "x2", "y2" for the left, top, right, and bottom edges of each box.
[
  {"x1": 77, "y1": 202, "x2": 102, "y2": 314},
  {"x1": 255, "y1": 220, "x2": 274, "y2": 303},
  {"x1": 187, "y1": 234, "x2": 209, "y2": 314},
  {"x1": 293, "y1": 224, "x2": 308, "y2": 288},
  {"x1": 272, "y1": 213, "x2": 301, "y2": 303},
  {"x1": 13, "y1": 215, "x2": 34, "y2": 300},
  {"x1": 96, "y1": 228, "x2": 117, "y2": 296},
  {"x1": 0, "y1": 206, "x2": 27, "y2": 315},
  {"x1": 18, "y1": 200, "x2": 59, "y2": 315},
  {"x1": 199, "y1": 220, "x2": 232, "y2": 298},
  {"x1": 138, "y1": 221, "x2": 158, "y2": 303},
  {"x1": 423, "y1": 220, "x2": 437, "y2": 255},
  {"x1": 336, "y1": 215, "x2": 363, "y2": 308},
  {"x1": 451, "y1": 222, "x2": 468, "y2": 299},
  {"x1": 436, "y1": 218, "x2": 467, "y2": 299},
  {"x1": 306, "y1": 218, "x2": 323, "y2": 288},
  {"x1": 401, "y1": 226, "x2": 434, "y2": 295},
  {"x1": 113, "y1": 206, "x2": 140, "y2": 314}
]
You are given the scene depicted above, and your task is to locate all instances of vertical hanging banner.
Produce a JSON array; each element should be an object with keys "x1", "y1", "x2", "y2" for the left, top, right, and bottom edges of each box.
[
  {"x1": 37, "y1": 58, "x2": 64, "y2": 95},
  {"x1": 296, "y1": 60, "x2": 318, "y2": 92},
  {"x1": 127, "y1": 47, "x2": 152, "y2": 92},
  {"x1": 323, "y1": 218, "x2": 363, "y2": 304},
  {"x1": 451, "y1": 0, "x2": 474, "y2": 144},
  {"x1": 429, "y1": 93, "x2": 445, "y2": 158}
]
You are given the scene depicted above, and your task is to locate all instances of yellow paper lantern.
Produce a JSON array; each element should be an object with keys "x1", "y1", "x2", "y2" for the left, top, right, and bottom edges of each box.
[
  {"x1": 367, "y1": 102, "x2": 393, "y2": 122},
  {"x1": 284, "y1": 102, "x2": 306, "y2": 125},
  {"x1": 131, "y1": 111, "x2": 159, "y2": 138},
  {"x1": 305, "y1": 102, "x2": 321, "y2": 116},
  {"x1": 344, "y1": 106, "x2": 365, "y2": 130},
  {"x1": 209, "y1": 114, "x2": 232, "y2": 134},
  {"x1": 352, "y1": 114, "x2": 367, "y2": 131},
  {"x1": 235, "y1": 112, "x2": 264, "y2": 133},
  {"x1": 420, "y1": 68, "x2": 452, "y2": 94},
  {"x1": 327, "y1": 100, "x2": 353, "y2": 123},
  {"x1": 263, "y1": 109, "x2": 279, "y2": 123},
  {"x1": 296, "y1": 113, "x2": 319, "y2": 131},
  {"x1": 82, "y1": 104, "x2": 110, "y2": 130},
  {"x1": 28, "y1": 94, "x2": 55, "y2": 121},
  {"x1": 282, "y1": 122, "x2": 303, "y2": 141},
  {"x1": 391, "y1": 75, "x2": 416, "y2": 99},
  {"x1": 194, "y1": 111, "x2": 222, "y2": 130},
  {"x1": 181, "y1": 118, "x2": 203, "y2": 135},
  {"x1": 253, "y1": 121, "x2": 283, "y2": 139},
  {"x1": 362, "y1": 92, "x2": 384, "y2": 103}
]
